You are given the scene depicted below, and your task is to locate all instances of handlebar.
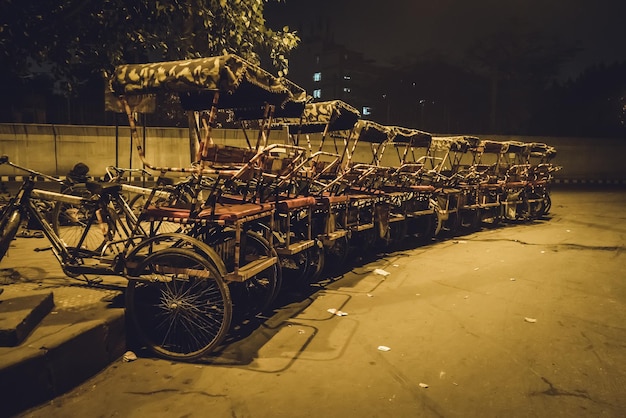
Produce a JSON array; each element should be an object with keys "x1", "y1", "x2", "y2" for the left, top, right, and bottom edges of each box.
[
  {"x1": 105, "y1": 166, "x2": 152, "y2": 181},
  {"x1": 0, "y1": 156, "x2": 64, "y2": 183}
]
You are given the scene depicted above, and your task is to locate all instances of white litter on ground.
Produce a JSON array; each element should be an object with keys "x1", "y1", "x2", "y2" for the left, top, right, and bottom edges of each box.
[{"x1": 327, "y1": 308, "x2": 348, "y2": 316}]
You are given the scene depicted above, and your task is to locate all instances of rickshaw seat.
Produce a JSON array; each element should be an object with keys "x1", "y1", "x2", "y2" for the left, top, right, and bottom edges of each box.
[
  {"x1": 144, "y1": 206, "x2": 190, "y2": 219},
  {"x1": 408, "y1": 185, "x2": 435, "y2": 192},
  {"x1": 479, "y1": 182, "x2": 503, "y2": 190},
  {"x1": 144, "y1": 201, "x2": 273, "y2": 222},
  {"x1": 319, "y1": 194, "x2": 350, "y2": 205},
  {"x1": 276, "y1": 196, "x2": 316, "y2": 212},
  {"x1": 208, "y1": 202, "x2": 274, "y2": 221},
  {"x1": 202, "y1": 144, "x2": 257, "y2": 164},
  {"x1": 505, "y1": 181, "x2": 528, "y2": 188}
]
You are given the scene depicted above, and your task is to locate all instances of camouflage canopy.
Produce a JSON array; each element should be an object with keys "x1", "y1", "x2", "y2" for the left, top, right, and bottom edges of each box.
[
  {"x1": 110, "y1": 54, "x2": 307, "y2": 117},
  {"x1": 277, "y1": 100, "x2": 361, "y2": 134},
  {"x1": 526, "y1": 142, "x2": 557, "y2": 161},
  {"x1": 430, "y1": 136, "x2": 479, "y2": 153},
  {"x1": 353, "y1": 119, "x2": 392, "y2": 143},
  {"x1": 479, "y1": 140, "x2": 508, "y2": 154},
  {"x1": 502, "y1": 141, "x2": 527, "y2": 155},
  {"x1": 389, "y1": 126, "x2": 432, "y2": 148}
]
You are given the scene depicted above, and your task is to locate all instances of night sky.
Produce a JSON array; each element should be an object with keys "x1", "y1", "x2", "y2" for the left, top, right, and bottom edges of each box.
[{"x1": 266, "y1": 0, "x2": 626, "y2": 79}]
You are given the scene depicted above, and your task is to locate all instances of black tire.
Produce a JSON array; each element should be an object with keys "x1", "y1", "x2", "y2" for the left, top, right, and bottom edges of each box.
[
  {"x1": 480, "y1": 207, "x2": 502, "y2": 228},
  {"x1": 203, "y1": 229, "x2": 280, "y2": 319},
  {"x1": 388, "y1": 219, "x2": 408, "y2": 247},
  {"x1": 302, "y1": 239, "x2": 325, "y2": 286},
  {"x1": 0, "y1": 207, "x2": 21, "y2": 260},
  {"x1": 229, "y1": 231, "x2": 281, "y2": 318},
  {"x1": 408, "y1": 212, "x2": 437, "y2": 246},
  {"x1": 543, "y1": 193, "x2": 552, "y2": 215},
  {"x1": 353, "y1": 228, "x2": 378, "y2": 253},
  {"x1": 125, "y1": 247, "x2": 232, "y2": 361},
  {"x1": 516, "y1": 196, "x2": 532, "y2": 221},
  {"x1": 460, "y1": 209, "x2": 481, "y2": 233},
  {"x1": 128, "y1": 192, "x2": 149, "y2": 218},
  {"x1": 528, "y1": 192, "x2": 546, "y2": 219},
  {"x1": 278, "y1": 250, "x2": 309, "y2": 287},
  {"x1": 53, "y1": 202, "x2": 118, "y2": 254},
  {"x1": 52, "y1": 184, "x2": 108, "y2": 252},
  {"x1": 323, "y1": 234, "x2": 349, "y2": 275}
]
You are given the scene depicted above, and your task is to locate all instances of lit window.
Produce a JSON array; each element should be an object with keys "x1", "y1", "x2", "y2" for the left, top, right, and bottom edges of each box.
[
  {"x1": 343, "y1": 87, "x2": 351, "y2": 93},
  {"x1": 313, "y1": 89, "x2": 322, "y2": 99},
  {"x1": 313, "y1": 72, "x2": 322, "y2": 82},
  {"x1": 362, "y1": 106, "x2": 371, "y2": 116}
]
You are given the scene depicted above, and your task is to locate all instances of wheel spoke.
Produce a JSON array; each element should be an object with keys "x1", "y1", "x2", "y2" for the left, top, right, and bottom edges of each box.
[{"x1": 126, "y1": 248, "x2": 231, "y2": 361}]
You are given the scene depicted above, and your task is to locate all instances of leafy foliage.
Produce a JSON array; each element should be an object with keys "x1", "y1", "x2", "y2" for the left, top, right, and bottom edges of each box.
[{"x1": 0, "y1": 0, "x2": 299, "y2": 91}]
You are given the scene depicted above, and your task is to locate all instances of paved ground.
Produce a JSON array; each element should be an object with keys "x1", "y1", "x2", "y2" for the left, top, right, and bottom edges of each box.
[{"x1": 3, "y1": 188, "x2": 626, "y2": 418}]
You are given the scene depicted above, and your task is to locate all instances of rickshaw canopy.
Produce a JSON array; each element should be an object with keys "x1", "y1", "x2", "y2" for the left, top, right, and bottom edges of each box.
[
  {"x1": 526, "y1": 142, "x2": 557, "y2": 161},
  {"x1": 389, "y1": 126, "x2": 432, "y2": 148},
  {"x1": 480, "y1": 140, "x2": 507, "y2": 154},
  {"x1": 430, "y1": 136, "x2": 476, "y2": 153},
  {"x1": 278, "y1": 100, "x2": 361, "y2": 134},
  {"x1": 111, "y1": 54, "x2": 307, "y2": 118},
  {"x1": 353, "y1": 120, "x2": 393, "y2": 143},
  {"x1": 502, "y1": 141, "x2": 527, "y2": 155}
]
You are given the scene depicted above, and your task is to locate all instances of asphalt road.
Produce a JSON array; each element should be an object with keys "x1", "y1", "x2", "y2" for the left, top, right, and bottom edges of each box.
[{"x1": 17, "y1": 188, "x2": 626, "y2": 418}]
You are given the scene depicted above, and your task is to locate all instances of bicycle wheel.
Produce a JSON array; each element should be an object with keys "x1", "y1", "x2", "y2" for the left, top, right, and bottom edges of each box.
[
  {"x1": 302, "y1": 239, "x2": 325, "y2": 286},
  {"x1": 52, "y1": 185, "x2": 106, "y2": 252},
  {"x1": 204, "y1": 229, "x2": 280, "y2": 319},
  {"x1": 528, "y1": 191, "x2": 546, "y2": 219},
  {"x1": 125, "y1": 247, "x2": 232, "y2": 361},
  {"x1": 128, "y1": 192, "x2": 186, "y2": 235},
  {"x1": 323, "y1": 234, "x2": 349, "y2": 275},
  {"x1": 543, "y1": 193, "x2": 552, "y2": 215},
  {"x1": 53, "y1": 202, "x2": 119, "y2": 254},
  {"x1": 409, "y1": 211, "x2": 437, "y2": 245},
  {"x1": 460, "y1": 209, "x2": 481, "y2": 233},
  {"x1": 0, "y1": 206, "x2": 21, "y2": 260}
]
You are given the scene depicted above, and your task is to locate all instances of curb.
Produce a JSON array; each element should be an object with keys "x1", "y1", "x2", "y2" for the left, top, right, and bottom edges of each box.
[
  {"x1": 0, "y1": 308, "x2": 126, "y2": 417},
  {"x1": 553, "y1": 178, "x2": 626, "y2": 186}
]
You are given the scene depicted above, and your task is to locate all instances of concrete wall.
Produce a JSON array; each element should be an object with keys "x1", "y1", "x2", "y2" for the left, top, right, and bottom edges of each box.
[
  {"x1": 481, "y1": 135, "x2": 626, "y2": 182},
  {"x1": 0, "y1": 124, "x2": 287, "y2": 178},
  {"x1": 1, "y1": 123, "x2": 625, "y2": 183}
]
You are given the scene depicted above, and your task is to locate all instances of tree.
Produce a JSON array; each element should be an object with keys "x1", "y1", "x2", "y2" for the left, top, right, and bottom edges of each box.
[
  {"x1": 467, "y1": 22, "x2": 579, "y2": 134},
  {"x1": 0, "y1": 0, "x2": 300, "y2": 92}
]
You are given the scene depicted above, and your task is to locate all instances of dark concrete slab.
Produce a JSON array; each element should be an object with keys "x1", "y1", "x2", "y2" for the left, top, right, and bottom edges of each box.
[
  {"x1": 0, "y1": 291, "x2": 54, "y2": 347},
  {"x1": 0, "y1": 239, "x2": 126, "y2": 418}
]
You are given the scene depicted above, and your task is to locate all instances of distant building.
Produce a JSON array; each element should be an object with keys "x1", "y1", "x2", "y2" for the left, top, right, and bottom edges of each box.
[{"x1": 286, "y1": 22, "x2": 389, "y2": 124}]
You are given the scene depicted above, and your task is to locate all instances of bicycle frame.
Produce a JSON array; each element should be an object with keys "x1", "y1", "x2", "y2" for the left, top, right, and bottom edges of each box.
[{"x1": 0, "y1": 158, "x2": 151, "y2": 281}]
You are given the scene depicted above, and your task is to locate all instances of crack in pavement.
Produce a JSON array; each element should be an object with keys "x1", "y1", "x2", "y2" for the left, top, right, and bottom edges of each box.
[
  {"x1": 472, "y1": 238, "x2": 624, "y2": 252},
  {"x1": 126, "y1": 388, "x2": 227, "y2": 398},
  {"x1": 531, "y1": 377, "x2": 591, "y2": 400}
]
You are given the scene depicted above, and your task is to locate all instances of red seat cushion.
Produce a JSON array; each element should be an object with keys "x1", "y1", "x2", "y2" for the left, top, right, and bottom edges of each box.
[{"x1": 276, "y1": 196, "x2": 317, "y2": 212}]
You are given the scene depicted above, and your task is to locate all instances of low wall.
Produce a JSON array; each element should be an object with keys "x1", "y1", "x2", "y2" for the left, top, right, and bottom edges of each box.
[
  {"x1": 1, "y1": 123, "x2": 625, "y2": 183},
  {"x1": 0, "y1": 124, "x2": 288, "y2": 179}
]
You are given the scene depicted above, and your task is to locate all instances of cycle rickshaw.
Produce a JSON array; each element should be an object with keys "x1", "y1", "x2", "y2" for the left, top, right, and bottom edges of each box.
[
  {"x1": 1, "y1": 54, "x2": 310, "y2": 361},
  {"x1": 276, "y1": 99, "x2": 361, "y2": 269}
]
